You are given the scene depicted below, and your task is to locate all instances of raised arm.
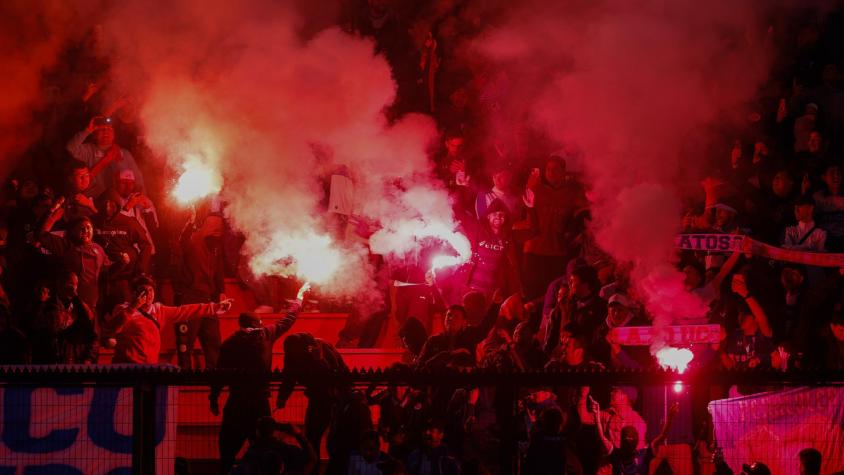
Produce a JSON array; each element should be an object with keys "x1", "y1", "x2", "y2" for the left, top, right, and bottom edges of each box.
[
  {"x1": 88, "y1": 145, "x2": 120, "y2": 180},
  {"x1": 709, "y1": 250, "x2": 741, "y2": 291},
  {"x1": 66, "y1": 119, "x2": 100, "y2": 164},
  {"x1": 649, "y1": 402, "x2": 679, "y2": 451},
  {"x1": 157, "y1": 298, "x2": 232, "y2": 327},
  {"x1": 543, "y1": 305, "x2": 563, "y2": 356},
  {"x1": 731, "y1": 274, "x2": 773, "y2": 338},
  {"x1": 36, "y1": 202, "x2": 68, "y2": 255},
  {"x1": 468, "y1": 292, "x2": 503, "y2": 344},
  {"x1": 591, "y1": 396, "x2": 614, "y2": 454}
]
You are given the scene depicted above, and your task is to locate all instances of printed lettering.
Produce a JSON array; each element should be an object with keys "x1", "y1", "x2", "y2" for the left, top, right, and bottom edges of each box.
[{"x1": 2, "y1": 387, "x2": 82, "y2": 453}]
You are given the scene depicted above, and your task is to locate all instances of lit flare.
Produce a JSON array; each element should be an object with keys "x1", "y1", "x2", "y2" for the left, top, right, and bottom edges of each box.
[
  {"x1": 172, "y1": 161, "x2": 222, "y2": 204},
  {"x1": 417, "y1": 221, "x2": 471, "y2": 272},
  {"x1": 655, "y1": 347, "x2": 694, "y2": 373},
  {"x1": 251, "y1": 232, "x2": 343, "y2": 285}
]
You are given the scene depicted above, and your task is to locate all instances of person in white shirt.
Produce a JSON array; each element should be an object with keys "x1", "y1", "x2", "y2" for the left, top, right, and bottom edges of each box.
[{"x1": 783, "y1": 195, "x2": 826, "y2": 252}]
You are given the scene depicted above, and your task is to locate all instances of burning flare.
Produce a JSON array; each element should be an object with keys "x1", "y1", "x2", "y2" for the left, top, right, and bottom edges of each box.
[
  {"x1": 172, "y1": 159, "x2": 222, "y2": 204},
  {"x1": 655, "y1": 347, "x2": 694, "y2": 373},
  {"x1": 416, "y1": 221, "x2": 471, "y2": 272},
  {"x1": 251, "y1": 231, "x2": 343, "y2": 285}
]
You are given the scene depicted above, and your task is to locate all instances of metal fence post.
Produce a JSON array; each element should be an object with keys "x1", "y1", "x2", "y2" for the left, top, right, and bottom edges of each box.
[
  {"x1": 132, "y1": 378, "x2": 157, "y2": 475},
  {"x1": 501, "y1": 380, "x2": 518, "y2": 475}
]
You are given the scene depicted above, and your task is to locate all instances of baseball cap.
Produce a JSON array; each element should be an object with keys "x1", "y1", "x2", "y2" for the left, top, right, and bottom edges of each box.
[
  {"x1": 607, "y1": 293, "x2": 634, "y2": 308},
  {"x1": 741, "y1": 462, "x2": 771, "y2": 475}
]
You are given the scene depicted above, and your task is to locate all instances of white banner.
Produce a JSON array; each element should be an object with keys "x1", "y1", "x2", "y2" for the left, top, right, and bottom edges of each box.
[
  {"x1": 708, "y1": 387, "x2": 844, "y2": 475},
  {"x1": 0, "y1": 385, "x2": 176, "y2": 474},
  {"x1": 608, "y1": 325, "x2": 722, "y2": 346}
]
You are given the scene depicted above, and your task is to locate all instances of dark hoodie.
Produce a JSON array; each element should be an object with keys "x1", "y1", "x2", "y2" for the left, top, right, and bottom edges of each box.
[{"x1": 211, "y1": 311, "x2": 297, "y2": 400}]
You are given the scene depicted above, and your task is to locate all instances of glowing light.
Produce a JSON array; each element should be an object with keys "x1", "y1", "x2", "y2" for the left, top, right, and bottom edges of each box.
[
  {"x1": 415, "y1": 221, "x2": 471, "y2": 272},
  {"x1": 673, "y1": 381, "x2": 684, "y2": 393},
  {"x1": 251, "y1": 232, "x2": 343, "y2": 284},
  {"x1": 292, "y1": 236, "x2": 342, "y2": 284},
  {"x1": 655, "y1": 347, "x2": 694, "y2": 373},
  {"x1": 172, "y1": 161, "x2": 222, "y2": 204}
]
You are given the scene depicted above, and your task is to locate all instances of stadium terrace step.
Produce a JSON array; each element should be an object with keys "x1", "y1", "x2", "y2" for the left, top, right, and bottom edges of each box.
[
  {"x1": 217, "y1": 312, "x2": 349, "y2": 343},
  {"x1": 134, "y1": 310, "x2": 350, "y2": 360},
  {"x1": 96, "y1": 347, "x2": 406, "y2": 369}
]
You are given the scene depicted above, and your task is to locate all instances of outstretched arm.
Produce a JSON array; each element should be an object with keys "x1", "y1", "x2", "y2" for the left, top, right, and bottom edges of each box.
[
  {"x1": 468, "y1": 290, "x2": 504, "y2": 343},
  {"x1": 592, "y1": 397, "x2": 614, "y2": 454},
  {"x1": 709, "y1": 250, "x2": 741, "y2": 291},
  {"x1": 650, "y1": 402, "x2": 679, "y2": 451}
]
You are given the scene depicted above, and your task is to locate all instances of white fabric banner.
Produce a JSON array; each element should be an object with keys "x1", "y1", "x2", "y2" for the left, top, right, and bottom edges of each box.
[
  {"x1": 708, "y1": 386, "x2": 844, "y2": 475},
  {"x1": 0, "y1": 385, "x2": 176, "y2": 474},
  {"x1": 608, "y1": 325, "x2": 722, "y2": 346}
]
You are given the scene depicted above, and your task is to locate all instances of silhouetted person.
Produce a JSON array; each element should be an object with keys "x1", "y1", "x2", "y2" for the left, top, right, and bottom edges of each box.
[
  {"x1": 0, "y1": 304, "x2": 29, "y2": 364},
  {"x1": 276, "y1": 331, "x2": 350, "y2": 474},
  {"x1": 211, "y1": 283, "x2": 306, "y2": 474},
  {"x1": 232, "y1": 417, "x2": 317, "y2": 475},
  {"x1": 799, "y1": 448, "x2": 821, "y2": 475}
]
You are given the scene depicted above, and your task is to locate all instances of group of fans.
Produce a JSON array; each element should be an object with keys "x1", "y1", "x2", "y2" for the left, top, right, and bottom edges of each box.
[{"x1": 2, "y1": 1, "x2": 844, "y2": 474}]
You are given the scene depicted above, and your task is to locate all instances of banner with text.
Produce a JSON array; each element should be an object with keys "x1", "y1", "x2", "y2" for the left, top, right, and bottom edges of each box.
[
  {"x1": 608, "y1": 325, "x2": 722, "y2": 346},
  {"x1": 675, "y1": 234, "x2": 745, "y2": 252},
  {"x1": 676, "y1": 234, "x2": 844, "y2": 268},
  {"x1": 709, "y1": 387, "x2": 844, "y2": 475},
  {"x1": 0, "y1": 385, "x2": 176, "y2": 474}
]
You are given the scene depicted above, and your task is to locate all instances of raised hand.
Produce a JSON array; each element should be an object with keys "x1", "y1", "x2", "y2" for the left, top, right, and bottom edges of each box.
[{"x1": 297, "y1": 282, "x2": 311, "y2": 301}]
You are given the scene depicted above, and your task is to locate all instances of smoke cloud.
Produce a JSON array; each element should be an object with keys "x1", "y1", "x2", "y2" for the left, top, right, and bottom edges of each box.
[
  {"x1": 98, "y1": 0, "x2": 454, "y2": 303},
  {"x1": 470, "y1": 0, "x2": 774, "y2": 344},
  {"x1": 0, "y1": 2, "x2": 91, "y2": 179}
]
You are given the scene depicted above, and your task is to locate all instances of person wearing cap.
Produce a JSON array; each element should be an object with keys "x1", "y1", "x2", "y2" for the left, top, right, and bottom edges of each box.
[
  {"x1": 475, "y1": 165, "x2": 525, "y2": 223},
  {"x1": 66, "y1": 115, "x2": 145, "y2": 198},
  {"x1": 110, "y1": 168, "x2": 158, "y2": 255},
  {"x1": 594, "y1": 293, "x2": 650, "y2": 368},
  {"x1": 109, "y1": 274, "x2": 232, "y2": 364},
  {"x1": 211, "y1": 282, "x2": 307, "y2": 475},
  {"x1": 783, "y1": 195, "x2": 826, "y2": 251},
  {"x1": 464, "y1": 199, "x2": 522, "y2": 303},
  {"x1": 94, "y1": 189, "x2": 153, "y2": 332},
  {"x1": 708, "y1": 200, "x2": 741, "y2": 233},
  {"x1": 741, "y1": 461, "x2": 771, "y2": 475}
]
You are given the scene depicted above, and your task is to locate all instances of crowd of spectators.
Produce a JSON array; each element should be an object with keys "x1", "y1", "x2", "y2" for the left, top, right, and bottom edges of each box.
[{"x1": 2, "y1": 2, "x2": 844, "y2": 474}]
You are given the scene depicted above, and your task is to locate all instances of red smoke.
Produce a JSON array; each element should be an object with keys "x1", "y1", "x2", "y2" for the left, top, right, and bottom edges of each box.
[
  {"x1": 470, "y1": 0, "x2": 774, "y2": 346},
  {"x1": 0, "y1": 2, "x2": 93, "y2": 179},
  {"x1": 96, "y1": 0, "x2": 453, "y2": 301}
]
